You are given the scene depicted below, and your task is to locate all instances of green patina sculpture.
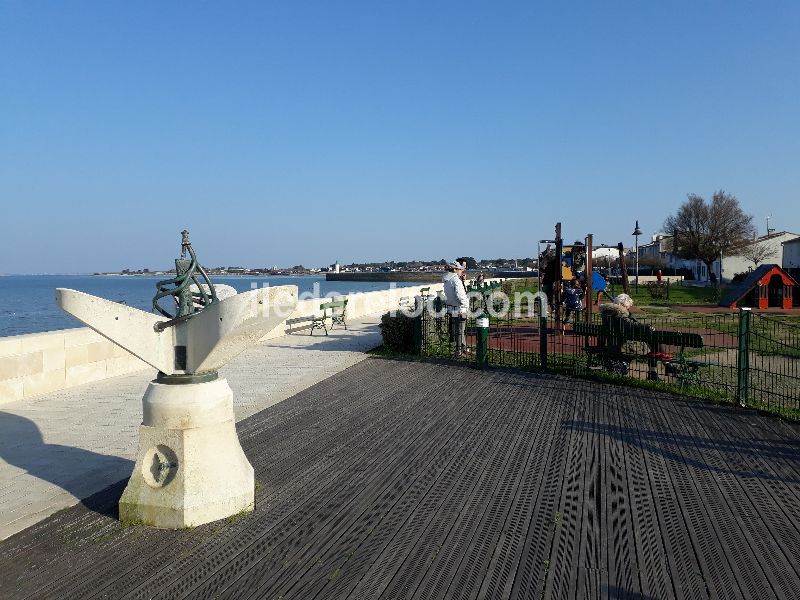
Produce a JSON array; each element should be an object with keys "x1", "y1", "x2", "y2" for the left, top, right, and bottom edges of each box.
[{"x1": 152, "y1": 230, "x2": 218, "y2": 331}]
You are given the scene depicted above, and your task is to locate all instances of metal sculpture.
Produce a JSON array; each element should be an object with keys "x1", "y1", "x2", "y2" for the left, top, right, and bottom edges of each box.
[
  {"x1": 56, "y1": 231, "x2": 298, "y2": 528},
  {"x1": 152, "y1": 230, "x2": 218, "y2": 330}
]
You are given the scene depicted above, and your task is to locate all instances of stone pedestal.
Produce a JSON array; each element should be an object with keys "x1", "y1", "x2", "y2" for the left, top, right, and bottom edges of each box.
[{"x1": 119, "y1": 378, "x2": 254, "y2": 528}]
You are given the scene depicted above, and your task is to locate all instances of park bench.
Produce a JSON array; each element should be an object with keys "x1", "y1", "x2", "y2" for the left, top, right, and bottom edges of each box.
[
  {"x1": 467, "y1": 281, "x2": 503, "y2": 312},
  {"x1": 309, "y1": 299, "x2": 348, "y2": 336},
  {"x1": 399, "y1": 288, "x2": 434, "y2": 314},
  {"x1": 573, "y1": 321, "x2": 708, "y2": 385}
]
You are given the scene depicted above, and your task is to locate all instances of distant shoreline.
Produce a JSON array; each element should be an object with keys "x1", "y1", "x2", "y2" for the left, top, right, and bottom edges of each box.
[
  {"x1": 91, "y1": 272, "x2": 321, "y2": 278},
  {"x1": 326, "y1": 272, "x2": 443, "y2": 283},
  {"x1": 326, "y1": 271, "x2": 537, "y2": 282}
]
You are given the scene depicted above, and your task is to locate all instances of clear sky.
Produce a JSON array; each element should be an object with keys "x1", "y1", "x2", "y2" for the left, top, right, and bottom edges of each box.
[{"x1": 1, "y1": 1, "x2": 799, "y2": 273}]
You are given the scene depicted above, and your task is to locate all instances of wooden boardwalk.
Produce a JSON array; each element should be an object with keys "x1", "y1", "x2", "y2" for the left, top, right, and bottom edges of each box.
[{"x1": 2, "y1": 358, "x2": 799, "y2": 599}]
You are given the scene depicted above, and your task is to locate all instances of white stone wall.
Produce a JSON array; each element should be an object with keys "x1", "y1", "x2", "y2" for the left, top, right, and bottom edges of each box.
[
  {"x1": 0, "y1": 282, "x2": 446, "y2": 405},
  {"x1": 632, "y1": 275, "x2": 684, "y2": 283},
  {"x1": 0, "y1": 328, "x2": 147, "y2": 404}
]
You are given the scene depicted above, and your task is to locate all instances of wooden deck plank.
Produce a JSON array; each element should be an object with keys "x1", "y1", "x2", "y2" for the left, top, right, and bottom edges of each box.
[
  {"x1": 408, "y1": 374, "x2": 542, "y2": 600},
  {"x1": 7, "y1": 362, "x2": 394, "y2": 597},
  {"x1": 1, "y1": 358, "x2": 799, "y2": 600},
  {"x1": 345, "y1": 373, "x2": 522, "y2": 600},
  {"x1": 613, "y1": 391, "x2": 675, "y2": 600},
  {"x1": 33, "y1": 361, "x2": 420, "y2": 600},
  {"x1": 629, "y1": 393, "x2": 717, "y2": 600},
  {"x1": 472, "y1": 380, "x2": 571, "y2": 600},
  {"x1": 144, "y1": 363, "x2": 465, "y2": 600},
  {"x1": 445, "y1": 376, "x2": 549, "y2": 600},
  {"x1": 234, "y1": 372, "x2": 500, "y2": 600},
  {"x1": 602, "y1": 394, "x2": 642, "y2": 599},
  {"x1": 651, "y1": 398, "x2": 764, "y2": 600},
  {"x1": 507, "y1": 380, "x2": 580, "y2": 599},
  {"x1": 542, "y1": 390, "x2": 591, "y2": 599},
  {"x1": 660, "y1": 397, "x2": 796, "y2": 600},
  {"x1": 689, "y1": 403, "x2": 800, "y2": 585},
  {"x1": 574, "y1": 388, "x2": 606, "y2": 600}
]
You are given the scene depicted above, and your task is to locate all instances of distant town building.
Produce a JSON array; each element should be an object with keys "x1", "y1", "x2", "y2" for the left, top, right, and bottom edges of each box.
[
  {"x1": 636, "y1": 234, "x2": 704, "y2": 278},
  {"x1": 637, "y1": 231, "x2": 799, "y2": 283},
  {"x1": 783, "y1": 236, "x2": 800, "y2": 281},
  {"x1": 721, "y1": 231, "x2": 798, "y2": 281}
]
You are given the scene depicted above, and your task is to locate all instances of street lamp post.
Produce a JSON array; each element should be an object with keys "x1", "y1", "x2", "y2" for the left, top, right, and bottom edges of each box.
[{"x1": 632, "y1": 220, "x2": 642, "y2": 292}]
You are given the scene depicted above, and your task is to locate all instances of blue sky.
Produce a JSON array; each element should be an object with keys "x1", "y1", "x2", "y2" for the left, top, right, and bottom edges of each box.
[{"x1": 1, "y1": 1, "x2": 798, "y2": 273}]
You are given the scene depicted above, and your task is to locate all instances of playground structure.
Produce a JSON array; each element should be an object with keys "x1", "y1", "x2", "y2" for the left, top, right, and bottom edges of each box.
[
  {"x1": 537, "y1": 222, "x2": 631, "y2": 326},
  {"x1": 536, "y1": 224, "x2": 799, "y2": 313},
  {"x1": 417, "y1": 221, "x2": 800, "y2": 416}
]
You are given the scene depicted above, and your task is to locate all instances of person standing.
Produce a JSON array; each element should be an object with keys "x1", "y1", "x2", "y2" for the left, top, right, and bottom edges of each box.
[
  {"x1": 459, "y1": 260, "x2": 468, "y2": 283},
  {"x1": 443, "y1": 261, "x2": 470, "y2": 357}
]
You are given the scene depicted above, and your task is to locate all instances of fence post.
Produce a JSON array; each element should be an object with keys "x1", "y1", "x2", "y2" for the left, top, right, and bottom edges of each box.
[
  {"x1": 413, "y1": 314, "x2": 422, "y2": 355},
  {"x1": 475, "y1": 314, "x2": 489, "y2": 369},
  {"x1": 539, "y1": 306, "x2": 548, "y2": 370},
  {"x1": 736, "y1": 307, "x2": 751, "y2": 407}
]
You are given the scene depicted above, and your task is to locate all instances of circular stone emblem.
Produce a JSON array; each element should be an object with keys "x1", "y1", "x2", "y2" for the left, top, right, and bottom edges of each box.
[{"x1": 142, "y1": 444, "x2": 179, "y2": 488}]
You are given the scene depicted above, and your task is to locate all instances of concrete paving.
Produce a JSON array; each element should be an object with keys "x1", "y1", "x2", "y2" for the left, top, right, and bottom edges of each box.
[{"x1": 0, "y1": 317, "x2": 382, "y2": 541}]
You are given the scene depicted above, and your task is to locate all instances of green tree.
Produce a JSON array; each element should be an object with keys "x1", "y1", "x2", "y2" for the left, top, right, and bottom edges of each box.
[{"x1": 456, "y1": 256, "x2": 478, "y2": 269}]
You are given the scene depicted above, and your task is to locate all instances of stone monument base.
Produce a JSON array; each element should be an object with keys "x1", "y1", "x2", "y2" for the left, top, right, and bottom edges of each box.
[{"x1": 119, "y1": 378, "x2": 254, "y2": 529}]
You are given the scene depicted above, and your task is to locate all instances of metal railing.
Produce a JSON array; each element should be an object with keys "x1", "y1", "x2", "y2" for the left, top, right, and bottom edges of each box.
[{"x1": 416, "y1": 291, "x2": 800, "y2": 420}]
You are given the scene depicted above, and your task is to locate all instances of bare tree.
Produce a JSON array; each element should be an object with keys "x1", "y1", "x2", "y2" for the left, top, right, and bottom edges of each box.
[
  {"x1": 741, "y1": 240, "x2": 777, "y2": 267},
  {"x1": 664, "y1": 190, "x2": 755, "y2": 280}
]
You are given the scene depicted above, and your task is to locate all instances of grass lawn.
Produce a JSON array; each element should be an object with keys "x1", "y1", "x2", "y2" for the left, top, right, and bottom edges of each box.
[{"x1": 504, "y1": 278, "x2": 724, "y2": 306}]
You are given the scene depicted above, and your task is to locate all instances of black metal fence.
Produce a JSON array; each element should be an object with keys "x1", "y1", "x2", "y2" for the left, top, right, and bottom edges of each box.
[{"x1": 416, "y1": 290, "x2": 800, "y2": 420}]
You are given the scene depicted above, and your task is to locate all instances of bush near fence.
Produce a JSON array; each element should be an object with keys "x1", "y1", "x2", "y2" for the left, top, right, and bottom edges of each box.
[{"x1": 379, "y1": 312, "x2": 418, "y2": 353}]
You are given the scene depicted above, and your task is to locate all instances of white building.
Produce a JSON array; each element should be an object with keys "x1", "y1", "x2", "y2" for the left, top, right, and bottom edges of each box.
[
  {"x1": 783, "y1": 236, "x2": 800, "y2": 281},
  {"x1": 719, "y1": 231, "x2": 798, "y2": 281},
  {"x1": 637, "y1": 231, "x2": 799, "y2": 283},
  {"x1": 636, "y1": 234, "x2": 705, "y2": 279},
  {"x1": 592, "y1": 247, "x2": 618, "y2": 260}
]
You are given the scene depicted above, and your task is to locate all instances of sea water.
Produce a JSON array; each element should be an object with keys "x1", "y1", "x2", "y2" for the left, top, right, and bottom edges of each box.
[{"x1": 0, "y1": 275, "x2": 429, "y2": 337}]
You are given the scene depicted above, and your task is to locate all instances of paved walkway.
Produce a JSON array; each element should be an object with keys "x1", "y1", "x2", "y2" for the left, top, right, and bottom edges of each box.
[
  {"x1": 0, "y1": 317, "x2": 382, "y2": 540},
  {"x1": 2, "y1": 359, "x2": 799, "y2": 599}
]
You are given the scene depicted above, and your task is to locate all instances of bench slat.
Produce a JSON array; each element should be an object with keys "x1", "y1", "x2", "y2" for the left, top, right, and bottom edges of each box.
[
  {"x1": 574, "y1": 322, "x2": 602, "y2": 337},
  {"x1": 572, "y1": 322, "x2": 704, "y2": 348},
  {"x1": 320, "y1": 300, "x2": 347, "y2": 310}
]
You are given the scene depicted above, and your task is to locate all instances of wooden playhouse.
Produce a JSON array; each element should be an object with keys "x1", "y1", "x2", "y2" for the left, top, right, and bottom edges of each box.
[{"x1": 719, "y1": 263, "x2": 797, "y2": 309}]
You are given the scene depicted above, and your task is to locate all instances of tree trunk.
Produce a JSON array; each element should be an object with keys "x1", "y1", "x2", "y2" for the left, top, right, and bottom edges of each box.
[{"x1": 704, "y1": 259, "x2": 716, "y2": 284}]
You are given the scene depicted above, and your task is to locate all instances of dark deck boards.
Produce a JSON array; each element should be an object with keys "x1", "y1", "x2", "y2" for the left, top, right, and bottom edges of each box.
[{"x1": 2, "y1": 358, "x2": 800, "y2": 600}]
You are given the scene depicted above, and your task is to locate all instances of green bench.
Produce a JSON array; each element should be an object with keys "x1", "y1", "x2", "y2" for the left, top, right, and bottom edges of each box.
[
  {"x1": 573, "y1": 321, "x2": 708, "y2": 385},
  {"x1": 309, "y1": 299, "x2": 348, "y2": 336},
  {"x1": 466, "y1": 281, "x2": 503, "y2": 312}
]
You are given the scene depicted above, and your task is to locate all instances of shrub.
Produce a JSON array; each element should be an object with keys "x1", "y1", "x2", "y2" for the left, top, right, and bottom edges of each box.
[
  {"x1": 379, "y1": 312, "x2": 416, "y2": 353},
  {"x1": 646, "y1": 281, "x2": 668, "y2": 299},
  {"x1": 732, "y1": 272, "x2": 749, "y2": 283}
]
